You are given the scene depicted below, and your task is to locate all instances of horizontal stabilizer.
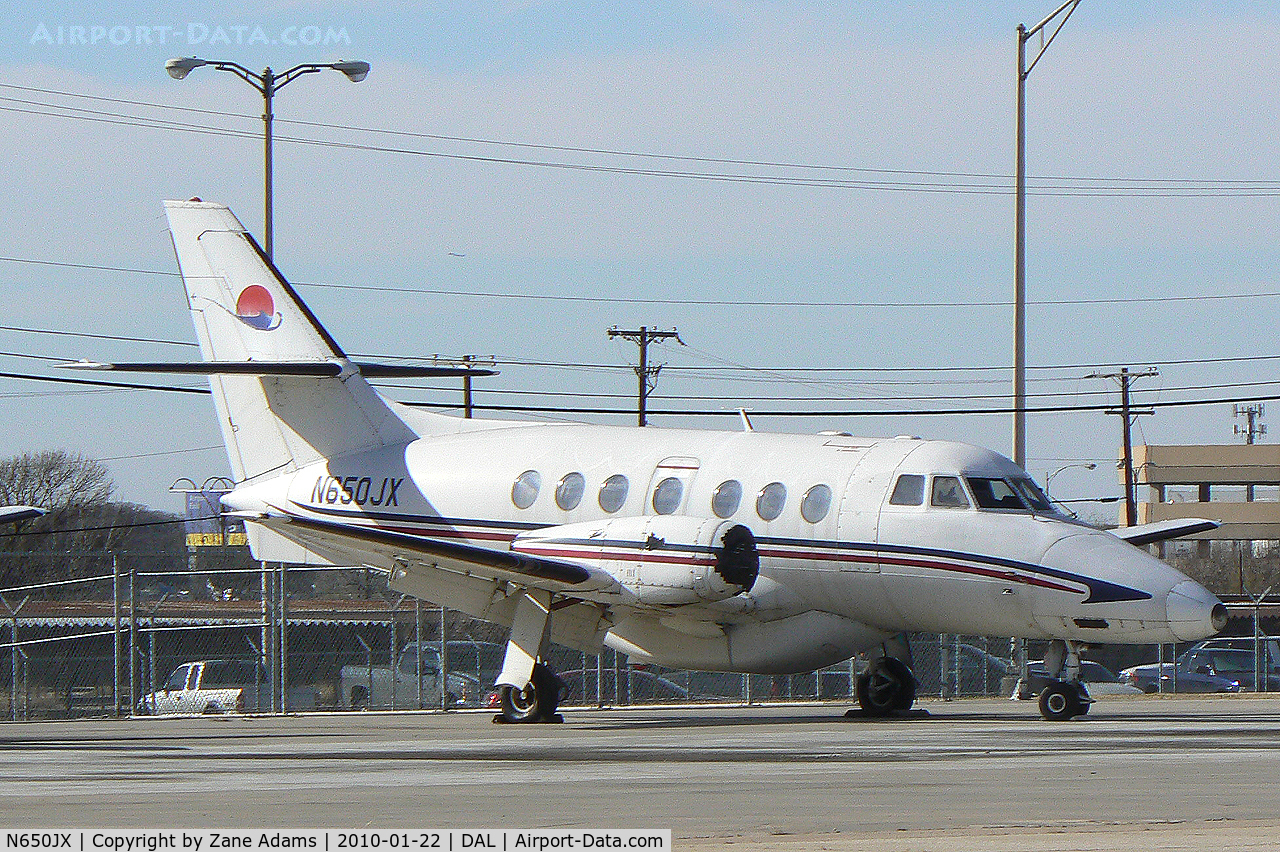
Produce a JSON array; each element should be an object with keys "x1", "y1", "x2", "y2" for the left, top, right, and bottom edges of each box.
[
  {"x1": 63, "y1": 360, "x2": 497, "y2": 378},
  {"x1": 1112, "y1": 518, "x2": 1220, "y2": 547}
]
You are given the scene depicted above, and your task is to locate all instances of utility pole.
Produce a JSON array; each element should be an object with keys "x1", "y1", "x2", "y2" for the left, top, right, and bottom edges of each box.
[
  {"x1": 462, "y1": 355, "x2": 474, "y2": 419},
  {"x1": 1089, "y1": 366, "x2": 1157, "y2": 527},
  {"x1": 607, "y1": 326, "x2": 683, "y2": 426}
]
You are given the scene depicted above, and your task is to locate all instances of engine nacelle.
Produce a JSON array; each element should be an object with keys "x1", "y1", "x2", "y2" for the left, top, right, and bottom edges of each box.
[{"x1": 511, "y1": 515, "x2": 758, "y2": 606}]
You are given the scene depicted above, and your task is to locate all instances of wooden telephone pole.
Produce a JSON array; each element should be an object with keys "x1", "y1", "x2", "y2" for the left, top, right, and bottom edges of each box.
[
  {"x1": 607, "y1": 326, "x2": 683, "y2": 426},
  {"x1": 1089, "y1": 366, "x2": 1158, "y2": 527}
]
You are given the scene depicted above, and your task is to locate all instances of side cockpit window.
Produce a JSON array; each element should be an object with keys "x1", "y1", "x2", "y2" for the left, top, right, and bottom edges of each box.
[
  {"x1": 888, "y1": 474, "x2": 925, "y2": 506},
  {"x1": 930, "y1": 475, "x2": 970, "y2": 509}
]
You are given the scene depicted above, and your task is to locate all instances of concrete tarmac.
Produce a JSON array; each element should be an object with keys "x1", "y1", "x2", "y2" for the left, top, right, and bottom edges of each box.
[{"x1": 1, "y1": 694, "x2": 1279, "y2": 851}]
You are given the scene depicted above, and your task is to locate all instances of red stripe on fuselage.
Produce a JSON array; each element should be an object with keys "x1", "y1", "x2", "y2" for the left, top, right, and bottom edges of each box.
[
  {"x1": 288, "y1": 508, "x2": 1082, "y2": 597},
  {"x1": 758, "y1": 546, "x2": 1080, "y2": 595}
]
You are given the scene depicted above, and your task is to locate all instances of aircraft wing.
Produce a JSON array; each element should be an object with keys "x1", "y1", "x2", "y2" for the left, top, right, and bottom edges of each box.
[
  {"x1": 1111, "y1": 518, "x2": 1220, "y2": 547},
  {"x1": 0, "y1": 506, "x2": 44, "y2": 525},
  {"x1": 229, "y1": 510, "x2": 623, "y2": 654},
  {"x1": 230, "y1": 511, "x2": 621, "y2": 595}
]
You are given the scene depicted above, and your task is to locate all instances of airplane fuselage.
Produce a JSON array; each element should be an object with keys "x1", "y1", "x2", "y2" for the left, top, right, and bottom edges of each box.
[{"x1": 233, "y1": 418, "x2": 1224, "y2": 674}]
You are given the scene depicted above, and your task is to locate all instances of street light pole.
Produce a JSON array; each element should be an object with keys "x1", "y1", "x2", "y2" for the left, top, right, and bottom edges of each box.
[
  {"x1": 262, "y1": 70, "x2": 275, "y2": 259},
  {"x1": 1013, "y1": 1, "x2": 1081, "y2": 470},
  {"x1": 165, "y1": 57, "x2": 370, "y2": 260},
  {"x1": 1044, "y1": 462, "x2": 1097, "y2": 500}
]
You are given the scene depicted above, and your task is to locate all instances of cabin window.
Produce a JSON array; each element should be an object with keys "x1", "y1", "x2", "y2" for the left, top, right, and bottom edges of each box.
[
  {"x1": 930, "y1": 475, "x2": 970, "y2": 509},
  {"x1": 965, "y1": 477, "x2": 1026, "y2": 511},
  {"x1": 1012, "y1": 478, "x2": 1054, "y2": 512},
  {"x1": 712, "y1": 480, "x2": 742, "y2": 518},
  {"x1": 756, "y1": 482, "x2": 787, "y2": 521},
  {"x1": 599, "y1": 474, "x2": 629, "y2": 513},
  {"x1": 888, "y1": 474, "x2": 925, "y2": 506},
  {"x1": 511, "y1": 470, "x2": 541, "y2": 509},
  {"x1": 652, "y1": 477, "x2": 684, "y2": 515},
  {"x1": 555, "y1": 472, "x2": 585, "y2": 511},
  {"x1": 801, "y1": 484, "x2": 832, "y2": 523}
]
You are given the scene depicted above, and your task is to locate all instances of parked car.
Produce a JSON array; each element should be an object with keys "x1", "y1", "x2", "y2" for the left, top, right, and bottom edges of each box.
[
  {"x1": 341, "y1": 642, "x2": 484, "y2": 709},
  {"x1": 138, "y1": 659, "x2": 317, "y2": 715},
  {"x1": 1119, "y1": 648, "x2": 1248, "y2": 694},
  {"x1": 1020, "y1": 660, "x2": 1143, "y2": 698},
  {"x1": 1174, "y1": 646, "x2": 1280, "y2": 692},
  {"x1": 1188, "y1": 637, "x2": 1280, "y2": 688}
]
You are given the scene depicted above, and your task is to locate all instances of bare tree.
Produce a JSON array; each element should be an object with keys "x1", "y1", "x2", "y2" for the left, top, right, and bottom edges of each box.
[
  {"x1": 0, "y1": 451, "x2": 119, "y2": 586},
  {"x1": 0, "y1": 450, "x2": 113, "y2": 511}
]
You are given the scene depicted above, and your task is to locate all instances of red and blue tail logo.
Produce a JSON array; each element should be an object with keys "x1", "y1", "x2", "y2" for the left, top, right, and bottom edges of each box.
[{"x1": 235, "y1": 285, "x2": 282, "y2": 330}]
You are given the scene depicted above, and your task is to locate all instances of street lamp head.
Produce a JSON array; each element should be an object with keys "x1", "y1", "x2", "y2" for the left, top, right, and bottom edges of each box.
[
  {"x1": 331, "y1": 60, "x2": 370, "y2": 82},
  {"x1": 165, "y1": 56, "x2": 208, "y2": 80}
]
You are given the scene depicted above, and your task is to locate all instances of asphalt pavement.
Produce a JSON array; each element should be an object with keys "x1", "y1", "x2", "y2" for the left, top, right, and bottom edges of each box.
[{"x1": 1, "y1": 695, "x2": 1277, "y2": 851}]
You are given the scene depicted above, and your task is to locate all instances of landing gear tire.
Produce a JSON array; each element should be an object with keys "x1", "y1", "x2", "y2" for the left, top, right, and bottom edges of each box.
[
  {"x1": 1038, "y1": 680, "x2": 1085, "y2": 721},
  {"x1": 857, "y1": 657, "x2": 917, "y2": 716},
  {"x1": 498, "y1": 663, "x2": 563, "y2": 723}
]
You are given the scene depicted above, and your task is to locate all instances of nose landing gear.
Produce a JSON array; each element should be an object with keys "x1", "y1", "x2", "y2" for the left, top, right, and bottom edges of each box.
[{"x1": 1036, "y1": 638, "x2": 1093, "y2": 721}]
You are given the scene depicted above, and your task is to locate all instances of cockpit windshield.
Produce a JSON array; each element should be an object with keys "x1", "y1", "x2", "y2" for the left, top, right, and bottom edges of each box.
[
  {"x1": 962, "y1": 475, "x2": 1056, "y2": 513},
  {"x1": 965, "y1": 477, "x2": 1026, "y2": 510},
  {"x1": 1011, "y1": 477, "x2": 1053, "y2": 512}
]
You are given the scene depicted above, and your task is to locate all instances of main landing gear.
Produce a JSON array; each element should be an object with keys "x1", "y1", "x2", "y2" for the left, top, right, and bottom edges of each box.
[
  {"x1": 855, "y1": 635, "x2": 918, "y2": 716},
  {"x1": 1035, "y1": 638, "x2": 1093, "y2": 722},
  {"x1": 494, "y1": 589, "x2": 565, "y2": 724},
  {"x1": 498, "y1": 662, "x2": 564, "y2": 723},
  {"x1": 857, "y1": 656, "x2": 917, "y2": 716}
]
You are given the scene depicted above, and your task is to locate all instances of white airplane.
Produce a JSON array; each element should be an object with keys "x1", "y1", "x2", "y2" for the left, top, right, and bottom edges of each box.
[
  {"x1": 82, "y1": 200, "x2": 1226, "y2": 723},
  {"x1": 0, "y1": 506, "x2": 43, "y2": 524}
]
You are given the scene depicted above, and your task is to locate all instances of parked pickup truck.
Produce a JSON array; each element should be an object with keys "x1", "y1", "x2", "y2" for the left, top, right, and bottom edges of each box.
[
  {"x1": 341, "y1": 643, "x2": 484, "y2": 709},
  {"x1": 138, "y1": 660, "x2": 316, "y2": 715}
]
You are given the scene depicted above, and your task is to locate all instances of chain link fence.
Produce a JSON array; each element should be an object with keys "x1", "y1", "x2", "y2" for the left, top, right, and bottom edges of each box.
[{"x1": 0, "y1": 554, "x2": 1276, "y2": 720}]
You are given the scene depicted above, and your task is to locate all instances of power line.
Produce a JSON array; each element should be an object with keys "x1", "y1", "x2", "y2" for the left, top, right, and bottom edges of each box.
[
  {"x1": 397, "y1": 391, "x2": 1280, "y2": 418},
  {"x1": 376, "y1": 376, "x2": 1280, "y2": 404},
  {"x1": 5, "y1": 313, "x2": 1280, "y2": 381},
  {"x1": 298, "y1": 278, "x2": 1280, "y2": 308},
  {"x1": 6, "y1": 364, "x2": 1280, "y2": 416},
  {"x1": 0, "y1": 371, "x2": 206, "y2": 395},
  {"x1": 8, "y1": 252, "x2": 1280, "y2": 310},
  {"x1": 98, "y1": 445, "x2": 224, "y2": 462},
  {"x1": 5, "y1": 81, "x2": 1279, "y2": 192},
  {"x1": 5, "y1": 87, "x2": 1280, "y2": 198}
]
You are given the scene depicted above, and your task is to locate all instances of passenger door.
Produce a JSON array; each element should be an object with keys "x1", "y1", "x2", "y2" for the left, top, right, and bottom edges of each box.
[{"x1": 645, "y1": 457, "x2": 701, "y2": 516}]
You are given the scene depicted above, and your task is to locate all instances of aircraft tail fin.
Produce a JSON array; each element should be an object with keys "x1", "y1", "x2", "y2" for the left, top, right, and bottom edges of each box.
[{"x1": 163, "y1": 199, "x2": 417, "y2": 483}]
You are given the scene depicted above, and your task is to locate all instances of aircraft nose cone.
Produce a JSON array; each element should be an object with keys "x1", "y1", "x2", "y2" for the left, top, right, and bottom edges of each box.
[{"x1": 1166, "y1": 580, "x2": 1228, "y2": 641}]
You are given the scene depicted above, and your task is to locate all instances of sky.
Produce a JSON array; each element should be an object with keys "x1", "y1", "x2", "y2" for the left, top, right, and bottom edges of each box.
[{"x1": 2, "y1": 2, "x2": 1279, "y2": 517}]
